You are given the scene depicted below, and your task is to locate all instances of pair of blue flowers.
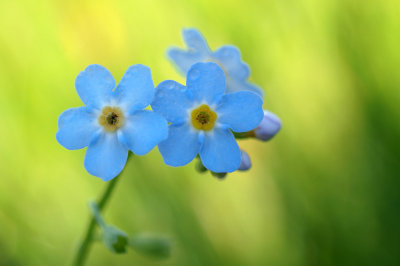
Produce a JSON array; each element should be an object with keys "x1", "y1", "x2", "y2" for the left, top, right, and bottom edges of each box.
[{"x1": 56, "y1": 29, "x2": 280, "y2": 181}]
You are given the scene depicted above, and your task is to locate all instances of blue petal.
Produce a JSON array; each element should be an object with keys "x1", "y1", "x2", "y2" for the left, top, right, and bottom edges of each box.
[
  {"x1": 182, "y1": 28, "x2": 210, "y2": 54},
  {"x1": 212, "y1": 45, "x2": 250, "y2": 80},
  {"x1": 199, "y1": 128, "x2": 241, "y2": 173},
  {"x1": 226, "y1": 79, "x2": 264, "y2": 96},
  {"x1": 118, "y1": 110, "x2": 168, "y2": 155},
  {"x1": 84, "y1": 133, "x2": 128, "y2": 181},
  {"x1": 216, "y1": 91, "x2": 264, "y2": 132},
  {"x1": 186, "y1": 62, "x2": 225, "y2": 104},
  {"x1": 167, "y1": 48, "x2": 206, "y2": 75},
  {"x1": 152, "y1": 80, "x2": 193, "y2": 124},
  {"x1": 158, "y1": 123, "x2": 201, "y2": 167},
  {"x1": 56, "y1": 107, "x2": 99, "y2": 150},
  {"x1": 75, "y1": 65, "x2": 115, "y2": 108},
  {"x1": 113, "y1": 65, "x2": 154, "y2": 113}
]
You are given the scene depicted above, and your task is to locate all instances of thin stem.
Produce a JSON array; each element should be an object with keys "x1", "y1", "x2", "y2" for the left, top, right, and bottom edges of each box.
[
  {"x1": 73, "y1": 155, "x2": 131, "y2": 266},
  {"x1": 89, "y1": 201, "x2": 106, "y2": 228}
]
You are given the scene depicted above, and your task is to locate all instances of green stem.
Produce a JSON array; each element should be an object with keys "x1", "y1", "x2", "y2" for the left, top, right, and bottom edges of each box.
[
  {"x1": 89, "y1": 201, "x2": 106, "y2": 228},
  {"x1": 73, "y1": 155, "x2": 131, "y2": 266},
  {"x1": 233, "y1": 130, "x2": 255, "y2": 139}
]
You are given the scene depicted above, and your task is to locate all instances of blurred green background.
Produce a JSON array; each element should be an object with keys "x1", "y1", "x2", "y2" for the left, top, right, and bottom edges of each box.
[{"x1": 1, "y1": 0, "x2": 400, "y2": 265}]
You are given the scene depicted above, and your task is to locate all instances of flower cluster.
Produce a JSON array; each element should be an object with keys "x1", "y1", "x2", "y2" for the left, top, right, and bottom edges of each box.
[{"x1": 56, "y1": 28, "x2": 281, "y2": 181}]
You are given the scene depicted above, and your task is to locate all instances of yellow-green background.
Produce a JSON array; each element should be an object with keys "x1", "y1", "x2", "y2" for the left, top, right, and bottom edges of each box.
[{"x1": 0, "y1": 0, "x2": 399, "y2": 265}]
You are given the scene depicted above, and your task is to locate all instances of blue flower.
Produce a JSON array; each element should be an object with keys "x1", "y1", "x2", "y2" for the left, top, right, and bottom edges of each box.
[
  {"x1": 56, "y1": 64, "x2": 168, "y2": 181},
  {"x1": 152, "y1": 62, "x2": 264, "y2": 173},
  {"x1": 167, "y1": 28, "x2": 263, "y2": 96}
]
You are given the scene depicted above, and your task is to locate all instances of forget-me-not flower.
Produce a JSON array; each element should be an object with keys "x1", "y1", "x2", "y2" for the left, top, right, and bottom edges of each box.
[
  {"x1": 167, "y1": 28, "x2": 263, "y2": 96},
  {"x1": 56, "y1": 64, "x2": 168, "y2": 181},
  {"x1": 152, "y1": 62, "x2": 264, "y2": 173}
]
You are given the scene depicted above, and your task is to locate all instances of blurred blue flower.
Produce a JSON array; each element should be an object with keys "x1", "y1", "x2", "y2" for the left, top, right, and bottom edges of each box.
[
  {"x1": 254, "y1": 110, "x2": 282, "y2": 141},
  {"x1": 152, "y1": 62, "x2": 264, "y2": 173},
  {"x1": 56, "y1": 64, "x2": 168, "y2": 181},
  {"x1": 168, "y1": 28, "x2": 263, "y2": 96}
]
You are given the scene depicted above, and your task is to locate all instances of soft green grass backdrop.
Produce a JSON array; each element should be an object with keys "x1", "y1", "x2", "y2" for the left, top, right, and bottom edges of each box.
[{"x1": 0, "y1": 0, "x2": 399, "y2": 265}]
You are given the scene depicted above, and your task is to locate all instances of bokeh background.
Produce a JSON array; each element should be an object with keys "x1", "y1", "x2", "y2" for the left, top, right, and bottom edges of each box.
[{"x1": 1, "y1": 0, "x2": 400, "y2": 265}]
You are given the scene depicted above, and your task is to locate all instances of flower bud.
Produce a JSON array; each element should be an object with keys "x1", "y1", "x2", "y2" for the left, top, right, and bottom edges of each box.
[
  {"x1": 102, "y1": 225, "x2": 129, "y2": 254},
  {"x1": 254, "y1": 111, "x2": 281, "y2": 141},
  {"x1": 211, "y1": 172, "x2": 227, "y2": 179},
  {"x1": 129, "y1": 233, "x2": 171, "y2": 259},
  {"x1": 238, "y1": 150, "x2": 251, "y2": 171},
  {"x1": 195, "y1": 159, "x2": 208, "y2": 173}
]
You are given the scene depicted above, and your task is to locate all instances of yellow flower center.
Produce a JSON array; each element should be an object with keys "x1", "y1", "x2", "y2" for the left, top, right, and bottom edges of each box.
[
  {"x1": 191, "y1": 104, "x2": 217, "y2": 131},
  {"x1": 98, "y1": 106, "x2": 125, "y2": 132}
]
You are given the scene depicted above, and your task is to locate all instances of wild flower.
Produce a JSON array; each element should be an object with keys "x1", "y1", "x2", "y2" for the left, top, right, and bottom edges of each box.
[
  {"x1": 56, "y1": 64, "x2": 167, "y2": 181},
  {"x1": 152, "y1": 62, "x2": 263, "y2": 173}
]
